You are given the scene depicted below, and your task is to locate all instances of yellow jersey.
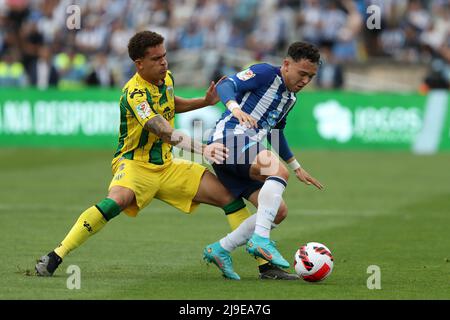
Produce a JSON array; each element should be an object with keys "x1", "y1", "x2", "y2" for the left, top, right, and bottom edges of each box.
[{"x1": 113, "y1": 71, "x2": 175, "y2": 165}]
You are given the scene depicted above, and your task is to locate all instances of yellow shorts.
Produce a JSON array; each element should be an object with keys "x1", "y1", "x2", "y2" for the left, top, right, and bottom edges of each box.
[{"x1": 109, "y1": 158, "x2": 206, "y2": 217}]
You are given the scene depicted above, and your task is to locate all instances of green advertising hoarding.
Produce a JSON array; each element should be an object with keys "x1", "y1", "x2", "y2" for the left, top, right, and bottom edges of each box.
[
  {"x1": 0, "y1": 88, "x2": 448, "y2": 151},
  {"x1": 0, "y1": 88, "x2": 119, "y2": 147},
  {"x1": 287, "y1": 91, "x2": 428, "y2": 150}
]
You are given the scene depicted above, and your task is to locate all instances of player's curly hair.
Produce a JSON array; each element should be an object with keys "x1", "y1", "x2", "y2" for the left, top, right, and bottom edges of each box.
[
  {"x1": 287, "y1": 42, "x2": 321, "y2": 65},
  {"x1": 128, "y1": 31, "x2": 164, "y2": 61}
]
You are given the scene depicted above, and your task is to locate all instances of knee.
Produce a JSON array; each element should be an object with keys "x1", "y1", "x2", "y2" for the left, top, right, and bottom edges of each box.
[
  {"x1": 208, "y1": 185, "x2": 235, "y2": 208},
  {"x1": 111, "y1": 197, "x2": 129, "y2": 210},
  {"x1": 107, "y1": 188, "x2": 134, "y2": 210},
  {"x1": 107, "y1": 196, "x2": 128, "y2": 210},
  {"x1": 274, "y1": 202, "x2": 288, "y2": 224},
  {"x1": 277, "y1": 164, "x2": 289, "y2": 182},
  {"x1": 218, "y1": 190, "x2": 235, "y2": 208},
  {"x1": 197, "y1": 170, "x2": 235, "y2": 207}
]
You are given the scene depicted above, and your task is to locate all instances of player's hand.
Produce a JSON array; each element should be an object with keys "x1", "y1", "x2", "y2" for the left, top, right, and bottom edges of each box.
[
  {"x1": 203, "y1": 142, "x2": 229, "y2": 164},
  {"x1": 294, "y1": 167, "x2": 324, "y2": 190},
  {"x1": 204, "y1": 77, "x2": 225, "y2": 106},
  {"x1": 232, "y1": 108, "x2": 258, "y2": 129}
]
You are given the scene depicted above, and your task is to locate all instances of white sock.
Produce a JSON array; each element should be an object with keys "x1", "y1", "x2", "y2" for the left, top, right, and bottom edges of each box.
[
  {"x1": 220, "y1": 214, "x2": 256, "y2": 252},
  {"x1": 254, "y1": 176, "x2": 286, "y2": 238},
  {"x1": 219, "y1": 215, "x2": 281, "y2": 252}
]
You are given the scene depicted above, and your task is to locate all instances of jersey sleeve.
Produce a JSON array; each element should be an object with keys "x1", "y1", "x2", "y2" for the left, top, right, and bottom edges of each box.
[
  {"x1": 125, "y1": 86, "x2": 158, "y2": 127},
  {"x1": 267, "y1": 129, "x2": 294, "y2": 162},
  {"x1": 267, "y1": 114, "x2": 294, "y2": 161},
  {"x1": 219, "y1": 63, "x2": 276, "y2": 102}
]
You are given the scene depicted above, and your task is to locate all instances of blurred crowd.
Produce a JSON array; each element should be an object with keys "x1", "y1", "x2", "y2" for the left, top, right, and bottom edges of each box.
[{"x1": 0, "y1": 0, "x2": 449, "y2": 89}]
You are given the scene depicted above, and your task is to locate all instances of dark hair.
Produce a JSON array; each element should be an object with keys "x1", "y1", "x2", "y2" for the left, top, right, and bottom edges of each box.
[
  {"x1": 128, "y1": 31, "x2": 164, "y2": 61},
  {"x1": 287, "y1": 42, "x2": 321, "y2": 64}
]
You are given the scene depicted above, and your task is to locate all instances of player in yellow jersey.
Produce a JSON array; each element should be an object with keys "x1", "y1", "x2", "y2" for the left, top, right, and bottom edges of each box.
[{"x1": 35, "y1": 31, "x2": 296, "y2": 280}]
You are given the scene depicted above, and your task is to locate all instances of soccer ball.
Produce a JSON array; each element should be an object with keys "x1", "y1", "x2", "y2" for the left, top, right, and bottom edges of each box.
[{"x1": 294, "y1": 242, "x2": 334, "y2": 282}]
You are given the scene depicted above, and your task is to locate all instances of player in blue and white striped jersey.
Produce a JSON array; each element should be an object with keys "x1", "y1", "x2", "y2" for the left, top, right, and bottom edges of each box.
[
  {"x1": 208, "y1": 62, "x2": 297, "y2": 145},
  {"x1": 203, "y1": 42, "x2": 324, "y2": 280}
]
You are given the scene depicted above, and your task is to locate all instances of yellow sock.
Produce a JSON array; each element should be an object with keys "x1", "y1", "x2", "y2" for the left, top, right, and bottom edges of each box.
[
  {"x1": 226, "y1": 205, "x2": 268, "y2": 267},
  {"x1": 226, "y1": 205, "x2": 251, "y2": 230},
  {"x1": 54, "y1": 206, "x2": 107, "y2": 259}
]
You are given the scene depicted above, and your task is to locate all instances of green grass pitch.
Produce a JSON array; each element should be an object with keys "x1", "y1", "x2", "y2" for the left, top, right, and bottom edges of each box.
[{"x1": 0, "y1": 148, "x2": 449, "y2": 299}]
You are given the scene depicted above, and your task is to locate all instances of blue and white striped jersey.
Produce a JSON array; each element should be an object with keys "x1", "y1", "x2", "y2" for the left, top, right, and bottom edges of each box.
[{"x1": 209, "y1": 63, "x2": 297, "y2": 144}]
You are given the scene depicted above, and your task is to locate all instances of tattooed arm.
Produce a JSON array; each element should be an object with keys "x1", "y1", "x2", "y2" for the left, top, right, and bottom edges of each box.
[{"x1": 144, "y1": 115, "x2": 228, "y2": 163}]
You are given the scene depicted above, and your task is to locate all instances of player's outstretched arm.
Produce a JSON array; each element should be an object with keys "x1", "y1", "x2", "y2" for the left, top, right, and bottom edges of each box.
[
  {"x1": 288, "y1": 158, "x2": 324, "y2": 190},
  {"x1": 268, "y1": 125, "x2": 322, "y2": 189},
  {"x1": 174, "y1": 79, "x2": 222, "y2": 113},
  {"x1": 144, "y1": 114, "x2": 228, "y2": 164}
]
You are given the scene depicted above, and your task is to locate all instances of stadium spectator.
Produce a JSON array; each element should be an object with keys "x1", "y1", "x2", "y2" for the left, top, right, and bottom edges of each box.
[
  {"x1": 248, "y1": 12, "x2": 281, "y2": 56},
  {"x1": 176, "y1": 19, "x2": 205, "y2": 50},
  {"x1": 107, "y1": 19, "x2": 135, "y2": 86},
  {"x1": 109, "y1": 20, "x2": 134, "y2": 57},
  {"x1": 32, "y1": 0, "x2": 61, "y2": 44},
  {"x1": 419, "y1": 1, "x2": 450, "y2": 54},
  {"x1": 85, "y1": 51, "x2": 116, "y2": 87},
  {"x1": 4, "y1": 0, "x2": 30, "y2": 31},
  {"x1": 27, "y1": 45, "x2": 59, "y2": 89},
  {"x1": 404, "y1": 0, "x2": 431, "y2": 32},
  {"x1": 0, "y1": 0, "x2": 446, "y2": 89},
  {"x1": 333, "y1": 0, "x2": 362, "y2": 61},
  {"x1": 320, "y1": 0, "x2": 348, "y2": 46},
  {"x1": 74, "y1": 14, "x2": 109, "y2": 55},
  {"x1": 0, "y1": 49, "x2": 27, "y2": 87},
  {"x1": 379, "y1": 20, "x2": 406, "y2": 58},
  {"x1": 226, "y1": 23, "x2": 247, "y2": 49},
  {"x1": 298, "y1": 0, "x2": 322, "y2": 45},
  {"x1": 53, "y1": 48, "x2": 88, "y2": 89},
  {"x1": 19, "y1": 20, "x2": 44, "y2": 72},
  {"x1": 316, "y1": 41, "x2": 344, "y2": 89}
]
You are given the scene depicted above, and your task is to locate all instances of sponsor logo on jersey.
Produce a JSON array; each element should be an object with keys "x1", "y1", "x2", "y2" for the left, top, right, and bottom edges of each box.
[
  {"x1": 162, "y1": 106, "x2": 174, "y2": 121},
  {"x1": 136, "y1": 101, "x2": 152, "y2": 119},
  {"x1": 236, "y1": 68, "x2": 256, "y2": 81},
  {"x1": 130, "y1": 88, "x2": 145, "y2": 99}
]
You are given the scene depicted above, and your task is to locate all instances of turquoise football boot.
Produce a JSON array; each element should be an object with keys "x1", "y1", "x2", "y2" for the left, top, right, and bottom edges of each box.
[
  {"x1": 246, "y1": 233, "x2": 290, "y2": 268},
  {"x1": 203, "y1": 242, "x2": 240, "y2": 280}
]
